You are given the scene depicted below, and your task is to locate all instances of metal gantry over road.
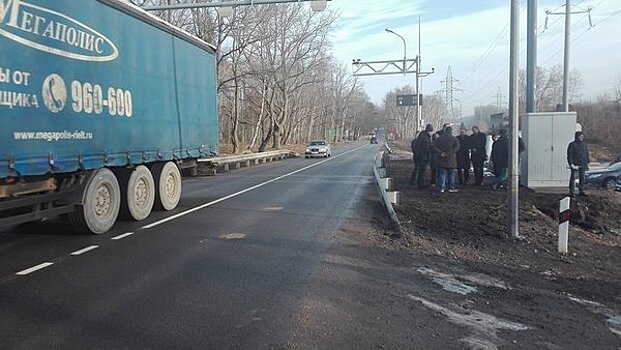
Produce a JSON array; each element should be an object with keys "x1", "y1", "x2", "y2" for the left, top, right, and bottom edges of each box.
[
  {"x1": 142, "y1": 0, "x2": 331, "y2": 11},
  {"x1": 352, "y1": 20, "x2": 434, "y2": 132}
]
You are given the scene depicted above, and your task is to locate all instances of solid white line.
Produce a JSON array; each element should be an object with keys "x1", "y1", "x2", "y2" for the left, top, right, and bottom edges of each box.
[
  {"x1": 142, "y1": 145, "x2": 366, "y2": 230},
  {"x1": 15, "y1": 262, "x2": 54, "y2": 276},
  {"x1": 70, "y1": 245, "x2": 99, "y2": 256},
  {"x1": 111, "y1": 232, "x2": 134, "y2": 240}
]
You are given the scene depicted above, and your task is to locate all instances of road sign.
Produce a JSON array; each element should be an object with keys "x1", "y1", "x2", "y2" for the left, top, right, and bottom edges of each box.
[
  {"x1": 397, "y1": 94, "x2": 414, "y2": 106},
  {"x1": 396, "y1": 94, "x2": 422, "y2": 107}
]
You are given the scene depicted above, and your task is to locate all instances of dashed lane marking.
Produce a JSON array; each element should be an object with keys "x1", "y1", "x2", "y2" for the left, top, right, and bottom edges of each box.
[
  {"x1": 141, "y1": 145, "x2": 366, "y2": 230},
  {"x1": 219, "y1": 233, "x2": 247, "y2": 240},
  {"x1": 15, "y1": 262, "x2": 54, "y2": 276},
  {"x1": 70, "y1": 245, "x2": 99, "y2": 256},
  {"x1": 111, "y1": 232, "x2": 134, "y2": 240}
]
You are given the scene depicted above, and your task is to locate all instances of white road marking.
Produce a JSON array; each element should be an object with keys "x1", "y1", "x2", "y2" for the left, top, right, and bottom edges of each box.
[
  {"x1": 417, "y1": 268, "x2": 510, "y2": 295},
  {"x1": 569, "y1": 296, "x2": 621, "y2": 338},
  {"x1": 406, "y1": 294, "x2": 528, "y2": 350},
  {"x1": 219, "y1": 233, "x2": 247, "y2": 240},
  {"x1": 70, "y1": 245, "x2": 99, "y2": 256},
  {"x1": 15, "y1": 262, "x2": 54, "y2": 276},
  {"x1": 142, "y1": 145, "x2": 366, "y2": 230},
  {"x1": 263, "y1": 206, "x2": 284, "y2": 211},
  {"x1": 417, "y1": 268, "x2": 478, "y2": 295},
  {"x1": 111, "y1": 232, "x2": 134, "y2": 240}
]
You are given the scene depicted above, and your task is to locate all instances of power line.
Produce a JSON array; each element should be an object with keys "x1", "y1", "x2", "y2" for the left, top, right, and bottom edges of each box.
[{"x1": 462, "y1": 22, "x2": 510, "y2": 82}]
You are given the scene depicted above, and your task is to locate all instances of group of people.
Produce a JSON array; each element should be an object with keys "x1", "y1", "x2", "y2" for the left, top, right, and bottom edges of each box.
[{"x1": 409, "y1": 124, "x2": 520, "y2": 193}]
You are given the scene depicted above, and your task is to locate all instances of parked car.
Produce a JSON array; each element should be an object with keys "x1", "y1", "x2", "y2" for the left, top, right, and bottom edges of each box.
[
  {"x1": 584, "y1": 162, "x2": 621, "y2": 191},
  {"x1": 305, "y1": 140, "x2": 331, "y2": 158}
]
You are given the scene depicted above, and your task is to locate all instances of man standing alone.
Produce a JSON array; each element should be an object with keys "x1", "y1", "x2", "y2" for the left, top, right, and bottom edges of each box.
[
  {"x1": 433, "y1": 126, "x2": 460, "y2": 193},
  {"x1": 410, "y1": 124, "x2": 434, "y2": 189},
  {"x1": 567, "y1": 131, "x2": 590, "y2": 196},
  {"x1": 470, "y1": 126, "x2": 487, "y2": 186}
]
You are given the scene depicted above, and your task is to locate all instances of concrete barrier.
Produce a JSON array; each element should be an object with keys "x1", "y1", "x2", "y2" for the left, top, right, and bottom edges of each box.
[{"x1": 373, "y1": 150, "x2": 401, "y2": 229}]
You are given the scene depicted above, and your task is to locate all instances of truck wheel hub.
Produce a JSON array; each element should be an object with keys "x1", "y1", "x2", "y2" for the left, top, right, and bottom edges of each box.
[
  {"x1": 134, "y1": 178, "x2": 149, "y2": 207},
  {"x1": 94, "y1": 185, "x2": 112, "y2": 218},
  {"x1": 165, "y1": 174, "x2": 177, "y2": 198}
]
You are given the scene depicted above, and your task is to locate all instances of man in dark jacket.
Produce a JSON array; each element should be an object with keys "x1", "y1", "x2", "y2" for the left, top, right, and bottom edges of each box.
[
  {"x1": 456, "y1": 128, "x2": 471, "y2": 185},
  {"x1": 491, "y1": 129, "x2": 509, "y2": 190},
  {"x1": 410, "y1": 124, "x2": 434, "y2": 189},
  {"x1": 433, "y1": 126, "x2": 460, "y2": 193},
  {"x1": 567, "y1": 131, "x2": 590, "y2": 196},
  {"x1": 429, "y1": 123, "x2": 450, "y2": 186},
  {"x1": 470, "y1": 125, "x2": 487, "y2": 186}
]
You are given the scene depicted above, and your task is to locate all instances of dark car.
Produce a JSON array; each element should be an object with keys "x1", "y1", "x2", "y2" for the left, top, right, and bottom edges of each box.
[
  {"x1": 584, "y1": 162, "x2": 621, "y2": 191},
  {"x1": 370, "y1": 136, "x2": 378, "y2": 144}
]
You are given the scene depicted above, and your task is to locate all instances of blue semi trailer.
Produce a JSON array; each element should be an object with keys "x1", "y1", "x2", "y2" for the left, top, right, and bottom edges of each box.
[{"x1": 0, "y1": 0, "x2": 218, "y2": 233}]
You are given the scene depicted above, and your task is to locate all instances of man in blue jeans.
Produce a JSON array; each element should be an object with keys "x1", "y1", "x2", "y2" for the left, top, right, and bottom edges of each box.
[{"x1": 433, "y1": 126, "x2": 460, "y2": 193}]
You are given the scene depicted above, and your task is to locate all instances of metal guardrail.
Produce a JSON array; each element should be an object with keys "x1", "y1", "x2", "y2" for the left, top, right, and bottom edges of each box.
[
  {"x1": 373, "y1": 149, "x2": 401, "y2": 229},
  {"x1": 197, "y1": 150, "x2": 294, "y2": 173}
]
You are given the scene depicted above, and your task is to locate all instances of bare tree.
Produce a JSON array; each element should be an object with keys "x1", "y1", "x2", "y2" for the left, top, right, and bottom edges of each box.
[
  {"x1": 128, "y1": 1, "x2": 377, "y2": 152},
  {"x1": 518, "y1": 65, "x2": 583, "y2": 112}
]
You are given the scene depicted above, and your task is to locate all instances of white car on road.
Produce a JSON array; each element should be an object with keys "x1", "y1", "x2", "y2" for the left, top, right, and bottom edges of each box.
[{"x1": 305, "y1": 140, "x2": 331, "y2": 158}]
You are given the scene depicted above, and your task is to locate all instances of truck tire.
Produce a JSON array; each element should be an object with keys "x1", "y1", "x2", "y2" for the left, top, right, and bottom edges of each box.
[
  {"x1": 69, "y1": 168, "x2": 121, "y2": 234},
  {"x1": 152, "y1": 161, "x2": 182, "y2": 211},
  {"x1": 119, "y1": 165, "x2": 155, "y2": 221}
]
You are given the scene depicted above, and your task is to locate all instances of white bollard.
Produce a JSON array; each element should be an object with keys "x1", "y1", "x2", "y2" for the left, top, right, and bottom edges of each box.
[{"x1": 558, "y1": 197, "x2": 571, "y2": 254}]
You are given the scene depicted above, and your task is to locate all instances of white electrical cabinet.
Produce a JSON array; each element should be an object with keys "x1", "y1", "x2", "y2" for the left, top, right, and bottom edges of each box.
[{"x1": 521, "y1": 112, "x2": 577, "y2": 188}]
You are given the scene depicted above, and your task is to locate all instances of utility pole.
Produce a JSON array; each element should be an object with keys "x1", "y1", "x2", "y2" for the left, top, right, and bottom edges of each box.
[
  {"x1": 563, "y1": 0, "x2": 571, "y2": 111},
  {"x1": 416, "y1": 17, "x2": 434, "y2": 130},
  {"x1": 545, "y1": 2, "x2": 593, "y2": 111},
  {"x1": 508, "y1": 0, "x2": 520, "y2": 239},
  {"x1": 526, "y1": 0, "x2": 537, "y2": 113}
]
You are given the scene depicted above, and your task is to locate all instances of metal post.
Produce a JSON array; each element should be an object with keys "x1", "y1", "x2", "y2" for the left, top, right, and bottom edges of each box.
[
  {"x1": 416, "y1": 55, "x2": 421, "y2": 130},
  {"x1": 558, "y1": 197, "x2": 571, "y2": 253},
  {"x1": 508, "y1": 0, "x2": 520, "y2": 239},
  {"x1": 526, "y1": 0, "x2": 537, "y2": 113},
  {"x1": 562, "y1": 0, "x2": 571, "y2": 112},
  {"x1": 417, "y1": 17, "x2": 422, "y2": 130}
]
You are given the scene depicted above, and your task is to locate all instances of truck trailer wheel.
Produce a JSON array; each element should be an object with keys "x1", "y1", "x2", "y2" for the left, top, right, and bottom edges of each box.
[
  {"x1": 119, "y1": 165, "x2": 155, "y2": 221},
  {"x1": 152, "y1": 161, "x2": 182, "y2": 211},
  {"x1": 69, "y1": 168, "x2": 121, "y2": 234}
]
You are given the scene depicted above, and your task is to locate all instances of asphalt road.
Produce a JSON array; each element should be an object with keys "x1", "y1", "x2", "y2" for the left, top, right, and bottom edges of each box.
[{"x1": 0, "y1": 141, "x2": 379, "y2": 349}]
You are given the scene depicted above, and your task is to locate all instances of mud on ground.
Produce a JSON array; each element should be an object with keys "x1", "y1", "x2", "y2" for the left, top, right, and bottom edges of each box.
[{"x1": 386, "y1": 140, "x2": 621, "y2": 282}]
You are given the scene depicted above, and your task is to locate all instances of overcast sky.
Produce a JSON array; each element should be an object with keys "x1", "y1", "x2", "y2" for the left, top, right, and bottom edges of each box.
[{"x1": 326, "y1": 0, "x2": 621, "y2": 116}]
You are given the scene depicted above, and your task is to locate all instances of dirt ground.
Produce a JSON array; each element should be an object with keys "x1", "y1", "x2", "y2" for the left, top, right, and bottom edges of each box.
[
  {"x1": 351, "y1": 140, "x2": 621, "y2": 348},
  {"x1": 386, "y1": 139, "x2": 621, "y2": 277},
  {"x1": 289, "y1": 161, "x2": 621, "y2": 349}
]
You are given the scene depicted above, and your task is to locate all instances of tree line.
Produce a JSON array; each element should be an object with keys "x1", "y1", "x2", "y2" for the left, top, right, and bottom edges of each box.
[{"x1": 129, "y1": 0, "x2": 379, "y2": 153}]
